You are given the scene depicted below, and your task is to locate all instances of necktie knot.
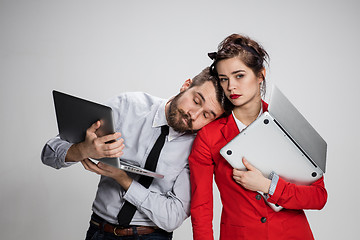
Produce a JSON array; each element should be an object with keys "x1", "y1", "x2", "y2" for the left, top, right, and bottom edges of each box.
[{"x1": 161, "y1": 125, "x2": 169, "y2": 136}]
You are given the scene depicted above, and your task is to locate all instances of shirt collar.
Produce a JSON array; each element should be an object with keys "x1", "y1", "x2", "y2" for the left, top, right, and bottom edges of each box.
[
  {"x1": 233, "y1": 103, "x2": 264, "y2": 132},
  {"x1": 153, "y1": 100, "x2": 184, "y2": 142}
]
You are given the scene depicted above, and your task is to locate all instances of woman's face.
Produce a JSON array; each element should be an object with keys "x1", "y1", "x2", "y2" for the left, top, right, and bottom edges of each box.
[{"x1": 216, "y1": 57, "x2": 264, "y2": 108}]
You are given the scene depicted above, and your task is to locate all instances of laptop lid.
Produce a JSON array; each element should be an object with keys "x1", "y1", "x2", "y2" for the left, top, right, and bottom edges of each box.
[
  {"x1": 52, "y1": 90, "x2": 164, "y2": 179},
  {"x1": 53, "y1": 90, "x2": 120, "y2": 168},
  {"x1": 268, "y1": 86, "x2": 327, "y2": 173},
  {"x1": 53, "y1": 90, "x2": 115, "y2": 144},
  {"x1": 220, "y1": 112, "x2": 324, "y2": 185},
  {"x1": 220, "y1": 85, "x2": 327, "y2": 185}
]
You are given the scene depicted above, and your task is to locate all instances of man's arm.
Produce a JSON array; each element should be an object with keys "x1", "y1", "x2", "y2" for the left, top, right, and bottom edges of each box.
[
  {"x1": 124, "y1": 166, "x2": 191, "y2": 232},
  {"x1": 41, "y1": 136, "x2": 74, "y2": 169},
  {"x1": 85, "y1": 161, "x2": 190, "y2": 232},
  {"x1": 41, "y1": 121, "x2": 124, "y2": 169}
]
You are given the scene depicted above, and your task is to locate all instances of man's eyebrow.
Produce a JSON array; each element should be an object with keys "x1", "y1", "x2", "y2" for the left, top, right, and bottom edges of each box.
[
  {"x1": 197, "y1": 92, "x2": 217, "y2": 118},
  {"x1": 197, "y1": 92, "x2": 205, "y2": 102}
]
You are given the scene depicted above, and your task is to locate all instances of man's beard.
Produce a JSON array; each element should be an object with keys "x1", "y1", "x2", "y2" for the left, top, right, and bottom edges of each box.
[{"x1": 167, "y1": 92, "x2": 194, "y2": 134}]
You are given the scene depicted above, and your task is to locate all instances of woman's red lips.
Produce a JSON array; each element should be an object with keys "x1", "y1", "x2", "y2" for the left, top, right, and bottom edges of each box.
[{"x1": 230, "y1": 94, "x2": 241, "y2": 99}]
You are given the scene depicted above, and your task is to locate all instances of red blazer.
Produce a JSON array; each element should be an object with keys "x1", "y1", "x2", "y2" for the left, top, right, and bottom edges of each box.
[{"x1": 189, "y1": 102, "x2": 327, "y2": 240}]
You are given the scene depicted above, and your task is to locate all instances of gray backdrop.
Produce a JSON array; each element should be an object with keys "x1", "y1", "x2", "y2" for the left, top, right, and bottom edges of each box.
[{"x1": 1, "y1": 0, "x2": 359, "y2": 239}]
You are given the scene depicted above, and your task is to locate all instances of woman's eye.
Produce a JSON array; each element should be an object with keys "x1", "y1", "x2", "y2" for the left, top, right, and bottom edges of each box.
[
  {"x1": 219, "y1": 78, "x2": 228, "y2": 82},
  {"x1": 236, "y1": 74, "x2": 244, "y2": 79}
]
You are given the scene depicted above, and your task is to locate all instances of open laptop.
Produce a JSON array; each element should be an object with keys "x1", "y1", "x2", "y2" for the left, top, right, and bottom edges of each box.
[
  {"x1": 220, "y1": 85, "x2": 327, "y2": 210},
  {"x1": 52, "y1": 90, "x2": 164, "y2": 179}
]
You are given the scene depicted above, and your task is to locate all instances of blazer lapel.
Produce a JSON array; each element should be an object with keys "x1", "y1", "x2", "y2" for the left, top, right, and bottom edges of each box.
[
  {"x1": 220, "y1": 100, "x2": 268, "y2": 143},
  {"x1": 220, "y1": 114, "x2": 240, "y2": 143}
]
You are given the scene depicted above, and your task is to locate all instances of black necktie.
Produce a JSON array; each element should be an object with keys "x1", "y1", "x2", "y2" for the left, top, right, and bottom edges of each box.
[{"x1": 117, "y1": 125, "x2": 169, "y2": 226}]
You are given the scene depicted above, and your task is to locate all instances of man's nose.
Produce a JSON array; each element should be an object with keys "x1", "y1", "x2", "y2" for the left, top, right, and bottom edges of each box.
[{"x1": 189, "y1": 108, "x2": 202, "y2": 120}]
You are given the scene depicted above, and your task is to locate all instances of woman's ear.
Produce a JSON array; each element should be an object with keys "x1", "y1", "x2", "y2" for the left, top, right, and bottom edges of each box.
[
  {"x1": 258, "y1": 68, "x2": 266, "y2": 83},
  {"x1": 180, "y1": 79, "x2": 192, "y2": 92}
]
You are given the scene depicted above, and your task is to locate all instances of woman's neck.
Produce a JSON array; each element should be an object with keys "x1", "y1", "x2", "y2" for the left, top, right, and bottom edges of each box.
[{"x1": 233, "y1": 99, "x2": 262, "y2": 126}]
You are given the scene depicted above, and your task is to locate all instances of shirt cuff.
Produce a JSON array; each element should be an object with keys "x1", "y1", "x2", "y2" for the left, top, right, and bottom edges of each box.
[
  {"x1": 58, "y1": 142, "x2": 77, "y2": 167},
  {"x1": 46, "y1": 137, "x2": 76, "y2": 168},
  {"x1": 268, "y1": 171, "x2": 279, "y2": 196},
  {"x1": 123, "y1": 180, "x2": 150, "y2": 208}
]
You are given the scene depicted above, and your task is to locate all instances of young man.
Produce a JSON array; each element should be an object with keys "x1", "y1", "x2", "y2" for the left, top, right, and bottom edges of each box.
[{"x1": 41, "y1": 67, "x2": 227, "y2": 240}]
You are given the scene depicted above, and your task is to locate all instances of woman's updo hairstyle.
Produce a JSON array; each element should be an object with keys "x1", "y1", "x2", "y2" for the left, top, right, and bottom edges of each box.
[{"x1": 209, "y1": 34, "x2": 269, "y2": 97}]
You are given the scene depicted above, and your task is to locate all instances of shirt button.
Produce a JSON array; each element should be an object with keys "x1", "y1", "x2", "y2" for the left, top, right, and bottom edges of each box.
[
  {"x1": 255, "y1": 194, "x2": 262, "y2": 200},
  {"x1": 261, "y1": 217, "x2": 267, "y2": 223}
]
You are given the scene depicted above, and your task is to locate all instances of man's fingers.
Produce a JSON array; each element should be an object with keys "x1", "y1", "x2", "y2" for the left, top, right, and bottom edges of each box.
[
  {"x1": 94, "y1": 138, "x2": 124, "y2": 158},
  {"x1": 81, "y1": 159, "x2": 95, "y2": 171},
  {"x1": 99, "y1": 132, "x2": 122, "y2": 144},
  {"x1": 81, "y1": 159, "x2": 90, "y2": 170},
  {"x1": 81, "y1": 158, "x2": 104, "y2": 174},
  {"x1": 103, "y1": 138, "x2": 124, "y2": 151},
  {"x1": 97, "y1": 162, "x2": 114, "y2": 172},
  {"x1": 82, "y1": 129, "x2": 123, "y2": 159},
  {"x1": 103, "y1": 148, "x2": 124, "y2": 158},
  {"x1": 81, "y1": 159, "x2": 116, "y2": 178},
  {"x1": 87, "y1": 121, "x2": 101, "y2": 135},
  {"x1": 97, "y1": 162, "x2": 130, "y2": 183}
]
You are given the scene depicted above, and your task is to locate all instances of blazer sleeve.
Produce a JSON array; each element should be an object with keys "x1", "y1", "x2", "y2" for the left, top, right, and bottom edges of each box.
[
  {"x1": 267, "y1": 176, "x2": 328, "y2": 210},
  {"x1": 188, "y1": 128, "x2": 215, "y2": 240}
]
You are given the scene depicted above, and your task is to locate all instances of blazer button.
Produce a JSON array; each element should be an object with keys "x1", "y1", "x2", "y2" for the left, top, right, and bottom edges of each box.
[
  {"x1": 255, "y1": 194, "x2": 262, "y2": 200},
  {"x1": 261, "y1": 217, "x2": 267, "y2": 223}
]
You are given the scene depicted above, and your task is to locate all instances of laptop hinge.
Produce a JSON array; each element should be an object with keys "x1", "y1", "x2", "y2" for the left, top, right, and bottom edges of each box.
[{"x1": 273, "y1": 119, "x2": 318, "y2": 169}]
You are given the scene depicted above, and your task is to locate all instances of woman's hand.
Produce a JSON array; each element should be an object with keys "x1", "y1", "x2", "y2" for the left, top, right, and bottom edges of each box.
[{"x1": 232, "y1": 157, "x2": 271, "y2": 193}]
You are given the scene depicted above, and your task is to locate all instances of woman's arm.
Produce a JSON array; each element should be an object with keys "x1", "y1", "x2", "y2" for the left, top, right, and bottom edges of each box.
[
  {"x1": 267, "y1": 176, "x2": 327, "y2": 210},
  {"x1": 232, "y1": 158, "x2": 327, "y2": 210}
]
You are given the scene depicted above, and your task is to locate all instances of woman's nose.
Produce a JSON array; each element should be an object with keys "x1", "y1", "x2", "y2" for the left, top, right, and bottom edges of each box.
[{"x1": 227, "y1": 78, "x2": 236, "y2": 90}]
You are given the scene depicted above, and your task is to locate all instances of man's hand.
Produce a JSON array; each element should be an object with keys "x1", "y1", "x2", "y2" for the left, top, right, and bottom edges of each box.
[
  {"x1": 232, "y1": 157, "x2": 271, "y2": 193},
  {"x1": 81, "y1": 159, "x2": 133, "y2": 190},
  {"x1": 65, "y1": 121, "x2": 124, "y2": 162}
]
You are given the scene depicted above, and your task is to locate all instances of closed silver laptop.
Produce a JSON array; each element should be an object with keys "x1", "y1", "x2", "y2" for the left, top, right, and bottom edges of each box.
[
  {"x1": 53, "y1": 90, "x2": 164, "y2": 179},
  {"x1": 220, "y1": 86, "x2": 327, "y2": 210}
]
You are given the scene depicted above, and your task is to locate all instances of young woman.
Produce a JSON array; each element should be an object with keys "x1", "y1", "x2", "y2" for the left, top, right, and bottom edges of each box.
[{"x1": 188, "y1": 34, "x2": 327, "y2": 240}]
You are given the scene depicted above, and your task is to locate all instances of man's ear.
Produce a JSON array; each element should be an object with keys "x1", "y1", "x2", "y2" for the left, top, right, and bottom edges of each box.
[{"x1": 180, "y1": 79, "x2": 192, "y2": 92}]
